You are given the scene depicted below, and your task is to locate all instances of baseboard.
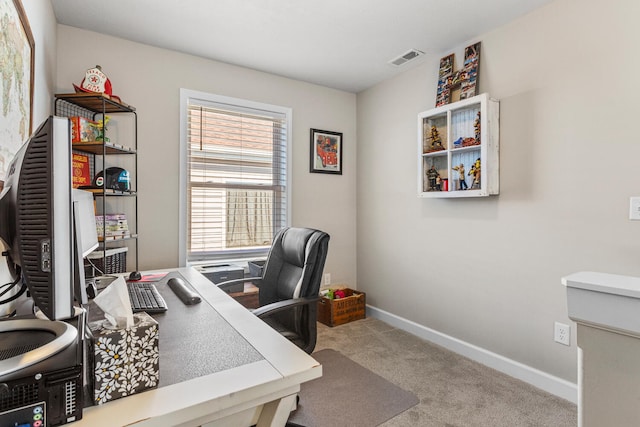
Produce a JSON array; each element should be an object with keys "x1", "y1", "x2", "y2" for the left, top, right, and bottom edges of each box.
[{"x1": 366, "y1": 305, "x2": 578, "y2": 404}]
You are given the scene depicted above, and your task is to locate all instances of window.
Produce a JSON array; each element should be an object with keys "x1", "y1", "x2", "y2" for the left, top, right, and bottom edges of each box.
[{"x1": 179, "y1": 90, "x2": 290, "y2": 264}]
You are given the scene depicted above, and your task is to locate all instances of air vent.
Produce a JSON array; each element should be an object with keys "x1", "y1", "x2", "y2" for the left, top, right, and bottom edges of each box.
[{"x1": 389, "y1": 49, "x2": 424, "y2": 67}]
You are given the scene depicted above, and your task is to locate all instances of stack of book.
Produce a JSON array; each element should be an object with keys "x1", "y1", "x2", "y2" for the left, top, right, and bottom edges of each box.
[{"x1": 96, "y1": 213, "x2": 129, "y2": 240}]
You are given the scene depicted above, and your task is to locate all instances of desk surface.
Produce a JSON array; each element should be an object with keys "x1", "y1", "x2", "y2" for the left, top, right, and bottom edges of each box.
[{"x1": 77, "y1": 267, "x2": 321, "y2": 426}]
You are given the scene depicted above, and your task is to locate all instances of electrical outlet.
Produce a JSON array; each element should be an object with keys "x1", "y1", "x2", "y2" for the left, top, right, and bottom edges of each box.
[
  {"x1": 630, "y1": 197, "x2": 640, "y2": 220},
  {"x1": 324, "y1": 273, "x2": 331, "y2": 286},
  {"x1": 554, "y1": 322, "x2": 571, "y2": 346}
]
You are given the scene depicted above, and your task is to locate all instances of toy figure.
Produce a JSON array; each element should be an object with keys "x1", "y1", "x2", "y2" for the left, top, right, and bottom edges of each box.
[
  {"x1": 474, "y1": 111, "x2": 481, "y2": 143},
  {"x1": 452, "y1": 163, "x2": 468, "y2": 190},
  {"x1": 429, "y1": 126, "x2": 443, "y2": 151},
  {"x1": 468, "y1": 158, "x2": 481, "y2": 188},
  {"x1": 89, "y1": 115, "x2": 110, "y2": 142},
  {"x1": 426, "y1": 165, "x2": 440, "y2": 191}
]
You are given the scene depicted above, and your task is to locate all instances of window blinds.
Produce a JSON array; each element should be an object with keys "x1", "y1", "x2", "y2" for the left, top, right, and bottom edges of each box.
[{"x1": 186, "y1": 100, "x2": 288, "y2": 261}]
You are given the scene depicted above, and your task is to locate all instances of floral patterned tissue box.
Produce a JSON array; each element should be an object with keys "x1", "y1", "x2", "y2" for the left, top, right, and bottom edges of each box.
[{"x1": 89, "y1": 312, "x2": 159, "y2": 405}]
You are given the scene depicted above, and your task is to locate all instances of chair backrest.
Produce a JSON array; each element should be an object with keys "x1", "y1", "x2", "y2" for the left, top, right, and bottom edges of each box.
[
  {"x1": 259, "y1": 227, "x2": 330, "y2": 306},
  {"x1": 258, "y1": 227, "x2": 330, "y2": 353}
]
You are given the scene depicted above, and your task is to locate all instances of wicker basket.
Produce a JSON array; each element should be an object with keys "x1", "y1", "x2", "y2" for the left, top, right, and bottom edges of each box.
[{"x1": 86, "y1": 247, "x2": 128, "y2": 276}]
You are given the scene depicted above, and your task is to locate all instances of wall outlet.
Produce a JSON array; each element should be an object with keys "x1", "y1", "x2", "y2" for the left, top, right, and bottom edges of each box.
[
  {"x1": 554, "y1": 322, "x2": 571, "y2": 346},
  {"x1": 324, "y1": 273, "x2": 331, "y2": 286},
  {"x1": 630, "y1": 197, "x2": 640, "y2": 220}
]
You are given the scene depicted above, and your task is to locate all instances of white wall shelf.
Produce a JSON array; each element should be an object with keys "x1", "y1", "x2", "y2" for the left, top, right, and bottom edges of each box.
[{"x1": 417, "y1": 93, "x2": 499, "y2": 198}]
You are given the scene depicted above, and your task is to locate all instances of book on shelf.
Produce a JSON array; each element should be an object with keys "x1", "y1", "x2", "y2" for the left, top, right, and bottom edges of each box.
[
  {"x1": 72, "y1": 153, "x2": 91, "y2": 188},
  {"x1": 97, "y1": 233, "x2": 131, "y2": 242},
  {"x1": 70, "y1": 116, "x2": 101, "y2": 143},
  {"x1": 96, "y1": 213, "x2": 129, "y2": 238}
]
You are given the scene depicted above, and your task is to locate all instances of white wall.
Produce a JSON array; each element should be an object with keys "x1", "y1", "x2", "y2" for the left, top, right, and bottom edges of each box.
[
  {"x1": 55, "y1": 26, "x2": 357, "y2": 286},
  {"x1": 0, "y1": 1, "x2": 57, "y2": 316},
  {"x1": 21, "y1": 1, "x2": 57, "y2": 125},
  {"x1": 356, "y1": 0, "x2": 640, "y2": 384}
]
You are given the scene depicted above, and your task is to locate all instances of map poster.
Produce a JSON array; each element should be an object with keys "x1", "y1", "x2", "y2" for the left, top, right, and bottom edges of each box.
[{"x1": 0, "y1": 0, "x2": 34, "y2": 182}]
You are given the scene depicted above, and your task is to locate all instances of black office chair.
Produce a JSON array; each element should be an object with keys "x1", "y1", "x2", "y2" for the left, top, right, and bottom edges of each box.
[{"x1": 217, "y1": 227, "x2": 330, "y2": 354}]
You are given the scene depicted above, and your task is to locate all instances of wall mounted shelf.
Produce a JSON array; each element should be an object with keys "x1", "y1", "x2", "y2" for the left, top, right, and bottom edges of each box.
[{"x1": 418, "y1": 93, "x2": 499, "y2": 198}]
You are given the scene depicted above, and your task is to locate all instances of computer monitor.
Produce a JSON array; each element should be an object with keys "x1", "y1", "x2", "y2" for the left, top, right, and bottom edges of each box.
[
  {"x1": 0, "y1": 116, "x2": 96, "y2": 320},
  {"x1": 73, "y1": 189, "x2": 99, "y2": 258},
  {"x1": 71, "y1": 188, "x2": 99, "y2": 306}
]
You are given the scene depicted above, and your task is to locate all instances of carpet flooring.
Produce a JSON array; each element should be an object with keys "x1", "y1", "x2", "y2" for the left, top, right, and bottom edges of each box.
[
  {"x1": 288, "y1": 349, "x2": 419, "y2": 427},
  {"x1": 311, "y1": 317, "x2": 577, "y2": 427}
]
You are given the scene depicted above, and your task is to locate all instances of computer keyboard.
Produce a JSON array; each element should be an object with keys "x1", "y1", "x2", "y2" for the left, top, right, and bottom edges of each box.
[{"x1": 127, "y1": 281, "x2": 168, "y2": 313}]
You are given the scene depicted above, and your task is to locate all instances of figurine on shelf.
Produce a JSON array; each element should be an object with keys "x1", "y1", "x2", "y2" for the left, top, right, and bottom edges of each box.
[
  {"x1": 452, "y1": 163, "x2": 468, "y2": 190},
  {"x1": 468, "y1": 158, "x2": 481, "y2": 189},
  {"x1": 429, "y1": 126, "x2": 443, "y2": 151},
  {"x1": 474, "y1": 111, "x2": 481, "y2": 143},
  {"x1": 426, "y1": 165, "x2": 440, "y2": 191},
  {"x1": 89, "y1": 115, "x2": 110, "y2": 143}
]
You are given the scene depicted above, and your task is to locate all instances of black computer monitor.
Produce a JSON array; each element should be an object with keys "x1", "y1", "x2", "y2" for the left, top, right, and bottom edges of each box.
[{"x1": 0, "y1": 116, "x2": 97, "y2": 320}]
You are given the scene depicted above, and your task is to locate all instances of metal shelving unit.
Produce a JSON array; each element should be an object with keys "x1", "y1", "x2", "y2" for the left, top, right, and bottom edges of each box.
[{"x1": 55, "y1": 92, "x2": 138, "y2": 273}]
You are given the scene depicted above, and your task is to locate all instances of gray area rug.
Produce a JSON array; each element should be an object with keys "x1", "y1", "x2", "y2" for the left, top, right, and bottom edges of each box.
[{"x1": 288, "y1": 348, "x2": 419, "y2": 427}]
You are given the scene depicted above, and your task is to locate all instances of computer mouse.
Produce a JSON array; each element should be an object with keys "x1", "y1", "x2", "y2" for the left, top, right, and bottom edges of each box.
[
  {"x1": 85, "y1": 281, "x2": 97, "y2": 299},
  {"x1": 128, "y1": 271, "x2": 142, "y2": 281}
]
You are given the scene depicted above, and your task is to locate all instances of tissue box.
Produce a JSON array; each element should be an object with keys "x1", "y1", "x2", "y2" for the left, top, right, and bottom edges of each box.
[{"x1": 89, "y1": 312, "x2": 159, "y2": 404}]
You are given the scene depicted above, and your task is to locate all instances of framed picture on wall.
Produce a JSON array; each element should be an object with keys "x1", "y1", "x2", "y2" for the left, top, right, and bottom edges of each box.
[
  {"x1": 310, "y1": 128, "x2": 342, "y2": 175},
  {"x1": 0, "y1": 0, "x2": 34, "y2": 185}
]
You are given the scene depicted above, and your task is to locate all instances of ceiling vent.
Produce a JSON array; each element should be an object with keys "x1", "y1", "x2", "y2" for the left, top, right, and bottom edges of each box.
[{"x1": 388, "y1": 49, "x2": 424, "y2": 67}]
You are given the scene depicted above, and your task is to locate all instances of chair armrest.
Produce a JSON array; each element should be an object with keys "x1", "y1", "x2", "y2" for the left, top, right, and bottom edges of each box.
[
  {"x1": 252, "y1": 296, "x2": 320, "y2": 318},
  {"x1": 216, "y1": 276, "x2": 262, "y2": 292}
]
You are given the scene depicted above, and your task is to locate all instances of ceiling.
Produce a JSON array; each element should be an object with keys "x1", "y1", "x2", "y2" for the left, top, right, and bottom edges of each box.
[{"x1": 51, "y1": 0, "x2": 554, "y2": 93}]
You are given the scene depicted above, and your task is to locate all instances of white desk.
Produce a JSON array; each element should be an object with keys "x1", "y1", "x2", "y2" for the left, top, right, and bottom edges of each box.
[{"x1": 77, "y1": 267, "x2": 321, "y2": 426}]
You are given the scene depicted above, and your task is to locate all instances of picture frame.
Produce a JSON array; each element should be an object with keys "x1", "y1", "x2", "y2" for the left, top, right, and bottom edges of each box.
[
  {"x1": 435, "y1": 42, "x2": 481, "y2": 107},
  {"x1": 0, "y1": 0, "x2": 34, "y2": 182},
  {"x1": 310, "y1": 128, "x2": 342, "y2": 175}
]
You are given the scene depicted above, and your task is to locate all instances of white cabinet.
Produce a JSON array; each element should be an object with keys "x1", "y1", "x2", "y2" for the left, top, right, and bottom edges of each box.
[{"x1": 418, "y1": 93, "x2": 499, "y2": 198}]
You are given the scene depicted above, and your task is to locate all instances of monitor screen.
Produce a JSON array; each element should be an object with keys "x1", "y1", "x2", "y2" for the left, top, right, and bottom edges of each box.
[
  {"x1": 0, "y1": 116, "x2": 87, "y2": 320},
  {"x1": 73, "y1": 189, "x2": 99, "y2": 258}
]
